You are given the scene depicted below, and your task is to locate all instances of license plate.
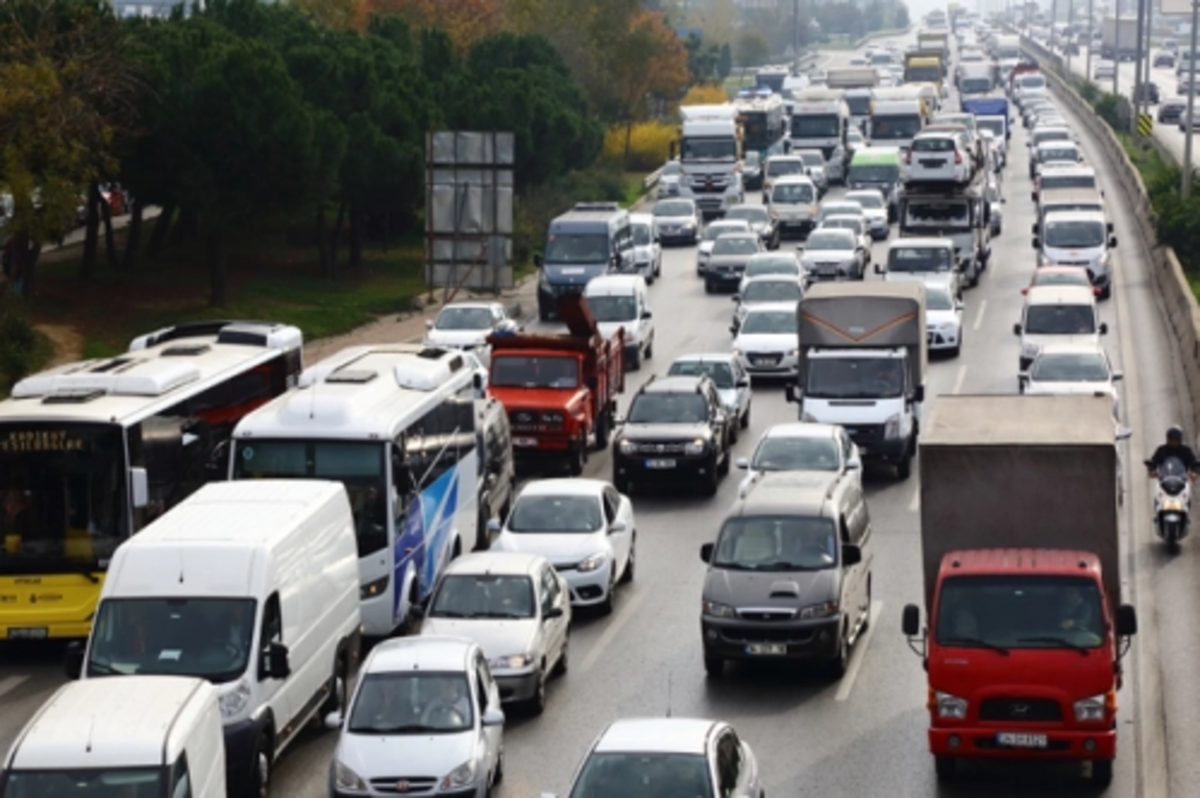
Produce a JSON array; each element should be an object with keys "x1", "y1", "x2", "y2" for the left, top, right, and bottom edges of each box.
[
  {"x1": 512, "y1": 437, "x2": 538, "y2": 447},
  {"x1": 920, "y1": 159, "x2": 946, "y2": 167},
  {"x1": 996, "y1": 732, "x2": 1048, "y2": 748},
  {"x1": 7, "y1": 627, "x2": 48, "y2": 640},
  {"x1": 753, "y1": 358, "x2": 775, "y2": 365},
  {"x1": 645, "y1": 459, "x2": 676, "y2": 469},
  {"x1": 746, "y1": 643, "x2": 787, "y2": 655}
]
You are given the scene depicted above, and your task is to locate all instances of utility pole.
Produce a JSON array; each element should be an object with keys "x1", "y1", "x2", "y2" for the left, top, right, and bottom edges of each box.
[
  {"x1": 1067, "y1": 0, "x2": 1075, "y2": 74},
  {"x1": 1112, "y1": 4, "x2": 1121, "y2": 96},
  {"x1": 1086, "y1": 0, "x2": 1094, "y2": 82},
  {"x1": 1132, "y1": 0, "x2": 1146, "y2": 133},
  {"x1": 1185, "y1": 0, "x2": 1199, "y2": 198}
]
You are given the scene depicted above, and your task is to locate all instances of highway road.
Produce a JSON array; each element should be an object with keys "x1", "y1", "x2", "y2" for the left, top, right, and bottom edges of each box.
[{"x1": 0, "y1": 32, "x2": 1190, "y2": 797}]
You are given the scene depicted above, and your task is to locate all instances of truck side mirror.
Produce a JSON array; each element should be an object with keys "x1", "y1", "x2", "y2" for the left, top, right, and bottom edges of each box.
[
  {"x1": 1013, "y1": 323, "x2": 1022, "y2": 335},
  {"x1": 913, "y1": 385, "x2": 925, "y2": 403},
  {"x1": 902, "y1": 603, "x2": 921, "y2": 636},
  {"x1": 64, "y1": 641, "x2": 85, "y2": 680},
  {"x1": 700, "y1": 542, "x2": 714, "y2": 563},
  {"x1": 874, "y1": 262, "x2": 885, "y2": 275},
  {"x1": 1099, "y1": 322, "x2": 1109, "y2": 335},
  {"x1": 841, "y1": 544, "x2": 862, "y2": 566},
  {"x1": 1109, "y1": 236, "x2": 1118, "y2": 248},
  {"x1": 1031, "y1": 222, "x2": 1038, "y2": 234},
  {"x1": 263, "y1": 641, "x2": 291, "y2": 681},
  {"x1": 1117, "y1": 604, "x2": 1138, "y2": 636}
]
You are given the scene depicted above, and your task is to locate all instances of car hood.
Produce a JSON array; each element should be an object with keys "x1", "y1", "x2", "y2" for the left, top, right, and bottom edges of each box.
[
  {"x1": 336, "y1": 729, "x2": 475, "y2": 783},
  {"x1": 420, "y1": 617, "x2": 538, "y2": 659},
  {"x1": 493, "y1": 531, "x2": 608, "y2": 567},
  {"x1": 595, "y1": 320, "x2": 635, "y2": 342},
  {"x1": 620, "y1": 422, "x2": 713, "y2": 441},
  {"x1": 703, "y1": 566, "x2": 838, "y2": 609},
  {"x1": 425, "y1": 329, "x2": 490, "y2": 348},
  {"x1": 733, "y1": 332, "x2": 795, "y2": 352},
  {"x1": 926, "y1": 308, "x2": 962, "y2": 328}
]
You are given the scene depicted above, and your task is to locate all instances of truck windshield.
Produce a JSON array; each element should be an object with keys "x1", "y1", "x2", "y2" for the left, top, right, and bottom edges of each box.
[
  {"x1": 0, "y1": 422, "x2": 128, "y2": 575},
  {"x1": 682, "y1": 137, "x2": 737, "y2": 160},
  {"x1": 544, "y1": 233, "x2": 609, "y2": 264},
  {"x1": 767, "y1": 159, "x2": 805, "y2": 177},
  {"x1": 936, "y1": 575, "x2": 1105, "y2": 650},
  {"x1": 712, "y1": 515, "x2": 838, "y2": 571},
  {"x1": 903, "y1": 202, "x2": 970, "y2": 230},
  {"x1": 805, "y1": 358, "x2": 905, "y2": 399},
  {"x1": 232, "y1": 440, "x2": 388, "y2": 555},
  {"x1": 1, "y1": 769, "x2": 163, "y2": 797},
  {"x1": 975, "y1": 117, "x2": 1004, "y2": 137},
  {"x1": 888, "y1": 246, "x2": 953, "y2": 271},
  {"x1": 1044, "y1": 220, "x2": 1105, "y2": 248},
  {"x1": 845, "y1": 96, "x2": 872, "y2": 115},
  {"x1": 585, "y1": 295, "x2": 637, "y2": 322},
  {"x1": 87, "y1": 597, "x2": 256, "y2": 682},
  {"x1": 961, "y1": 78, "x2": 992, "y2": 94},
  {"x1": 1024, "y1": 304, "x2": 1096, "y2": 335},
  {"x1": 772, "y1": 183, "x2": 815, "y2": 203},
  {"x1": 907, "y1": 66, "x2": 942, "y2": 82},
  {"x1": 870, "y1": 115, "x2": 923, "y2": 140},
  {"x1": 792, "y1": 115, "x2": 840, "y2": 137},
  {"x1": 490, "y1": 355, "x2": 578, "y2": 389}
]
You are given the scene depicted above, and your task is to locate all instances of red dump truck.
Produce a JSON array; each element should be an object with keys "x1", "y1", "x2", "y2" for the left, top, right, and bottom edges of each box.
[
  {"x1": 487, "y1": 294, "x2": 624, "y2": 475},
  {"x1": 902, "y1": 394, "x2": 1137, "y2": 787}
]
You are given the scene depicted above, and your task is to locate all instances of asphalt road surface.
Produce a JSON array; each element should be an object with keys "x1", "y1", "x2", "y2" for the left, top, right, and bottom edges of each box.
[{"x1": 0, "y1": 33, "x2": 1189, "y2": 798}]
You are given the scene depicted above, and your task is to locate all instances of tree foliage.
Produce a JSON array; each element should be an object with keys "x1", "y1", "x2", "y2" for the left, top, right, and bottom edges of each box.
[
  {"x1": 734, "y1": 30, "x2": 769, "y2": 67},
  {"x1": 355, "y1": 0, "x2": 503, "y2": 51},
  {"x1": 717, "y1": 42, "x2": 732, "y2": 81}
]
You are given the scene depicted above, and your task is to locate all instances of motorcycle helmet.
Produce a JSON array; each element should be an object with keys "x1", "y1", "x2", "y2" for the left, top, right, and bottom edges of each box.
[{"x1": 1168, "y1": 425, "x2": 1185, "y2": 443}]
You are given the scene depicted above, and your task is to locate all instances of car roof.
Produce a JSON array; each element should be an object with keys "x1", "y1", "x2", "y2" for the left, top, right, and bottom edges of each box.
[
  {"x1": 1035, "y1": 342, "x2": 1108, "y2": 357},
  {"x1": 593, "y1": 718, "x2": 719, "y2": 755},
  {"x1": 742, "y1": 274, "x2": 802, "y2": 286},
  {"x1": 761, "y1": 422, "x2": 840, "y2": 440},
  {"x1": 642, "y1": 375, "x2": 709, "y2": 394},
  {"x1": 710, "y1": 220, "x2": 752, "y2": 229},
  {"x1": 586, "y1": 274, "x2": 647, "y2": 293},
  {"x1": 1036, "y1": 140, "x2": 1079, "y2": 150},
  {"x1": 844, "y1": 188, "x2": 884, "y2": 197},
  {"x1": 888, "y1": 236, "x2": 953, "y2": 248},
  {"x1": 822, "y1": 215, "x2": 864, "y2": 226},
  {"x1": 808, "y1": 227, "x2": 856, "y2": 240},
  {"x1": 748, "y1": 251, "x2": 799, "y2": 263},
  {"x1": 742, "y1": 301, "x2": 801, "y2": 314},
  {"x1": 773, "y1": 174, "x2": 817, "y2": 186},
  {"x1": 443, "y1": 550, "x2": 547, "y2": 577},
  {"x1": 654, "y1": 198, "x2": 696, "y2": 208},
  {"x1": 670, "y1": 353, "x2": 737, "y2": 365},
  {"x1": 439, "y1": 301, "x2": 502, "y2": 313},
  {"x1": 1032, "y1": 125, "x2": 1071, "y2": 133},
  {"x1": 1042, "y1": 209, "x2": 1106, "y2": 222},
  {"x1": 628, "y1": 213, "x2": 654, "y2": 225},
  {"x1": 517, "y1": 478, "x2": 610, "y2": 498},
  {"x1": 364, "y1": 636, "x2": 477, "y2": 675},
  {"x1": 1034, "y1": 264, "x2": 1090, "y2": 275},
  {"x1": 714, "y1": 232, "x2": 759, "y2": 241},
  {"x1": 726, "y1": 204, "x2": 768, "y2": 215},
  {"x1": 1025, "y1": 284, "x2": 1098, "y2": 303}
]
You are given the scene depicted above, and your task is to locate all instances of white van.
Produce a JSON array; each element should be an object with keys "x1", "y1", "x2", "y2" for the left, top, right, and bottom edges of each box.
[
  {"x1": 583, "y1": 274, "x2": 654, "y2": 370},
  {"x1": 1013, "y1": 284, "x2": 1107, "y2": 373},
  {"x1": 1, "y1": 676, "x2": 224, "y2": 798},
  {"x1": 66, "y1": 480, "x2": 361, "y2": 798},
  {"x1": 876, "y1": 237, "x2": 962, "y2": 298},
  {"x1": 1033, "y1": 209, "x2": 1118, "y2": 299}
]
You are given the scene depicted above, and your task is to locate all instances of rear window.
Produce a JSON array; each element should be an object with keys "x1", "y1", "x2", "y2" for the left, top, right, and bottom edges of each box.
[{"x1": 913, "y1": 137, "x2": 955, "y2": 152}]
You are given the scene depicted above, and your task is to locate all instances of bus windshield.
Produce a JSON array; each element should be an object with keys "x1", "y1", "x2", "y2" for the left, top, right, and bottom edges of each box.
[
  {"x1": 232, "y1": 440, "x2": 388, "y2": 555},
  {"x1": 0, "y1": 422, "x2": 128, "y2": 574}
]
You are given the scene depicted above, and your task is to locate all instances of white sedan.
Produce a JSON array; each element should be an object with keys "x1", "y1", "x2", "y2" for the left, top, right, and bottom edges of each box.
[
  {"x1": 736, "y1": 422, "x2": 862, "y2": 497},
  {"x1": 424, "y1": 301, "x2": 514, "y2": 364},
  {"x1": 1020, "y1": 342, "x2": 1123, "y2": 419},
  {"x1": 489, "y1": 479, "x2": 635, "y2": 615},
  {"x1": 732, "y1": 303, "x2": 802, "y2": 378},
  {"x1": 925, "y1": 280, "x2": 965, "y2": 358}
]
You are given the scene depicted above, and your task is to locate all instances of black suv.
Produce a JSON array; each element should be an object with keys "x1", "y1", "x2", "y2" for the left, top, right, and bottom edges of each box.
[{"x1": 612, "y1": 375, "x2": 732, "y2": 496}]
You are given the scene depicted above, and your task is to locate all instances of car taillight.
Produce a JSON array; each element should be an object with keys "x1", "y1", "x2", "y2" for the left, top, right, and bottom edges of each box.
[
  {"x1": 954, "y1": 150, "x2": 962, "y2": 164},
  {"x1": 904, "y1": 150, "x2": 912, "y2": 164}
]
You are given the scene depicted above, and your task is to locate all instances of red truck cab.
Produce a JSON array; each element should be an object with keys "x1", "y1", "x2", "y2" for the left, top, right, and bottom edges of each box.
[{"x1": 487, "y1": 295, "x2": 624, "y2": 475}]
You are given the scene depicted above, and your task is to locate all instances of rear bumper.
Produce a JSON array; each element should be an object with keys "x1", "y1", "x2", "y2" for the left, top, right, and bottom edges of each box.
[{"x1": 930, "y1": 726, "x2": 1116, "y2": 760}]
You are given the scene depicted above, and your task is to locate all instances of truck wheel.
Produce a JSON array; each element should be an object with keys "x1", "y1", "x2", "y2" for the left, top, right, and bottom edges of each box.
[
  {"x1": 567, "y1": 435, "x2": 586, "y2": 476},
  {"x1": 896, "y1": 451, "x2": 913, "y2": 480},
  {"x1": 615, "y1": 473, "x2": 631, "y2": 495},
  {"x1": 741, "y1": 404, "x2": 751, "y2": 430},
  {"x1": 594, "y1": 410, "x2": 611, "y2": 451},
  {"x1": 1092, "y1": 758, "x2": 1114, "y2": 787},
  {"x1": 934, "y1": 756, "x2": 957, "y2": 782}
]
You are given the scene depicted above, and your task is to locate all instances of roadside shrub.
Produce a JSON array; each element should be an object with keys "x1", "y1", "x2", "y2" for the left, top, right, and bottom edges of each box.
[
  {"x1": 602, "y1": 122, "x2": 676, "y2": 171},
  {"x1": 0, "y1": 305, "x2": 47, "y2": 397},
  {"x1": 1078, "y1": 80, "x2": 1099, "y2": 103},
  {"x1": 1092, "y1": 93, "x2": 1125, "y2": 131},
  {"x1": 513, "y1": 165, "x2": 627, "y2": 266},
  {"x1": 680, "y1": 84, "x2": 729, "y2": 106}
]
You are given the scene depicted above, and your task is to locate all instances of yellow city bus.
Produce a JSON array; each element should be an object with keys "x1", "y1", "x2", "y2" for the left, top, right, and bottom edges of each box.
[{"x1": 0, "y1": 320, "x2": 302, "y2": 640}]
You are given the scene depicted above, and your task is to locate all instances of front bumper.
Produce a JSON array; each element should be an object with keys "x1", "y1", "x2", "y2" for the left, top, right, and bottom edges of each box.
[
  {"x1": 736, "y1": 352, "x2": 799, "y2": 377},
  {"x1": 554, "y1": 561, "x2": 616, "y2": 606},
  {"x1": 706, "y1": 266, "x2": 745, "y2": 288},
  {"x1": 928, "y1": 326, "x2": 961, "y2": 350},
  {"x1": 929, "y1": 725, "x2": 1116, "y2": 761},
  {"x1": 701, "y1": 616, "x2": 841, "y2": 662},
  {"x1": 614, "y1": 450, "x2": 719, "y2": 485},
  {"x1": 841, "y1": 424, "x2": 908, "y2": 461},
  {"x1": 657, "y1": 227, "x2": 698, "y2": 244},
  {"x1": 495, "y1": 668, "x2": 541, "y2": 702},
  {"x1": 776, "y1": 218, "x2": 816, "y2": 237}
]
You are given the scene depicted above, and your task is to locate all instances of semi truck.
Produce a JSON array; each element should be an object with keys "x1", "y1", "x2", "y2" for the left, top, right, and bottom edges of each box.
[
  {"x1": 905, "y1": 53, "x2": 946, "y2": 85},
  {"x1": 487, "y1": 293, "x2": 624, "y2": 475},
  {"x1": 825, "y1": 67, "x2": 881, "y2": 90},
  {"x1": 785, "y1": 282, "x2": 926, "y2": 479},
  {"x1": 1101, "y1": 17, "x2": 1139, "y2": 61},
  {"x1": 918, "y1": 31, "x2": 951, "y2": 64},
  {"x1": 676, "y1": 104, "x2": 744, "y2": 218},
  {"x1": 789, "y1": 88, "x2": 851, "y2": 183},
  {"x1": 902, "y1": 393, "x2": 1138, "y2": 787}
]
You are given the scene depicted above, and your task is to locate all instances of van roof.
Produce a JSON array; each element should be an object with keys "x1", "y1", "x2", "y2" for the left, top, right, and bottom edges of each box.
[
  {"x1": 549, "y1": 203, "x2": 628, "y2": 233},
  {"x1": 7, "y1": 676, "x2": 214, "y2": 770},
  {"x1": 730, "y1": 471, "x2": 841, "y2": 517},
  {"x1": 1024, "y1": 284, "x2": 1097, "y2": 304},
  {"x1": 584, "y1": 274, "x2": 646, "y2": 295},
  {"x1": 887, "y1": 237, "x2": 954, "y2": 249},
  {"x1": 850, "y1": 148, "x2": 902, "y2": 165}
]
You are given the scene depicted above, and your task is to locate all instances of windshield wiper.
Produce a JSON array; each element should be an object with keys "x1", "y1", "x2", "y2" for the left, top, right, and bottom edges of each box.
[
  {"x1": 711, "y1": 561, "x2": 757, "y2": 571},
  {"x1": 940, "y1": 636, "x2": 1010, "y2": 655},
  {"x1": 87, "y1": 660, "x2": 117, "y2": 674},
  {"x1": 430, "y1": 610, "x2": 471, "y2": 618},
  {"x1": 1016, "y1": 635, "x2": 1093, "y2": 655}
]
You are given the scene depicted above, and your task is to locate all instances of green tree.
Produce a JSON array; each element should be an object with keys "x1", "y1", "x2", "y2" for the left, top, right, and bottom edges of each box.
[
  {"x1": 895, "y1": 3, "x2": 910, "y2": 29},
  {"x1": 717, "y1": 42, "x2": 732, "y2": 81},
  {"x1": 684, "y1": 34, "x2": 719, "y2": 85},
  {"x1": 734, "y1": 30, "x2": 769, "y2": 67},
  {"x1": 864, "y1": 0, "x2": 886, "y2": 32}
]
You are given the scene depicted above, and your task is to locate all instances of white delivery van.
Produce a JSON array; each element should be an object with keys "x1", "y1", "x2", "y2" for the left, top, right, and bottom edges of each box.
[
  {"x1": 1, "y1": 676, "x2": 224, "y2": 798},
  {"x1": 1013, "y1": 284, "x2": 1107, "y2": 373},
  {"x1": 66, "y1": 480, "x2": 361, "y2": 798},
  {"x1": 583, "y1": 274, "x2": 654, "y2": 370}
]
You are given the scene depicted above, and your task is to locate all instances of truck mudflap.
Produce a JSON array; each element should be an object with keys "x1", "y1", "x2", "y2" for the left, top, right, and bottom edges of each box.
[{"x1": 930, "y1": 725, "x2": 1116, "y2": 760}]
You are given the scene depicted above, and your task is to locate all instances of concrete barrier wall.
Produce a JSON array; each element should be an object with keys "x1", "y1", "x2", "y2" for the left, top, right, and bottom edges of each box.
[{"x1": 1020, "y1": 35, "x2": 1200, "y2": 429}]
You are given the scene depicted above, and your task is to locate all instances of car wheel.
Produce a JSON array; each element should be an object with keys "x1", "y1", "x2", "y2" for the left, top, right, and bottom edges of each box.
[
  {"x1": 704, "y1": 278, "x2": 715, "y2": 294},
  {"x1": 553, "y1": 634, "x2": 569, "y2": 676},
  {"x1": 702, "y1": 464, "x2": 720, "y2": 496},
  {"x1": 741, "y1": 403, "x2": 750, "y2": 430},
  {"x1": 704, "y1": 653, "x2": 725, "y2": 677},
  {"x1": 599, "y1": 574, "x2": 616, "y2": 615},
  {"x1": 493, "y1": 749, "x2": 504, "y2": 785},
  {"x1": 896, "y1": 449, "x2": 913, "y2": 481},
  {"x1": 527, "y1": 667, "x2": 547, "y2": 715},
  {"x1": 826, "y1": 624, "x2": 850, "y2": 679},
  {"x1": 567, "y1": 433, "x2": 586, "y2": 476},
  {"x1": 729, "y1": 421, "x2": 739, "y2": 445},
  {"x1": 627, "y1": 347, "x2": 641, "y2": 371},
  {"x1": 621, "y1": 536, "x2": 636, "y2": 583},
  {"x1": 934, "y1": 756, "x2": 958, "y2": 782},
  {"x1": 644, "y1": 336, "x2": 653, "y2": 360},
  {"x1": 250, "y1": 734, "x2": 271, "y2": 798}
]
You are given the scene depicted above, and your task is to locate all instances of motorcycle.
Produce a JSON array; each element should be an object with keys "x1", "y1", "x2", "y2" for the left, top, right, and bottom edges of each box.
[{"x1": 1145, "y1": 456, "x2": 1192, "y2": 552}]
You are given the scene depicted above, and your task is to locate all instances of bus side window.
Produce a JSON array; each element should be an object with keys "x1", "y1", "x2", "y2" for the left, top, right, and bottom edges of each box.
[{"x1": 391, "y1": 441, "x2": 411, "y2": 518}]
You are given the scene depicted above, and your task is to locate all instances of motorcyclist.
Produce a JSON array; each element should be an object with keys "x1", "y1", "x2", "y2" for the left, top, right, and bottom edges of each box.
[{"x1": 1147, "y1": 425, "x2": 1199, "y2": 479}]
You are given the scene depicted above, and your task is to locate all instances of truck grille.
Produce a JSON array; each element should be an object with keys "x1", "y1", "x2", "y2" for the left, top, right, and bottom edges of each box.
[
  {"x1": 632, "y1": 441, "x2": 688, "y2": 454},
  {"x1": 979, "y1": 697, "x2": 1063, "y2": 722},
  {"x1": 720, "y1": 628, "x2": 814, "y2": 645},
  {"x1": 842, "y1": 424, "x2": 884, "y2": 444}
]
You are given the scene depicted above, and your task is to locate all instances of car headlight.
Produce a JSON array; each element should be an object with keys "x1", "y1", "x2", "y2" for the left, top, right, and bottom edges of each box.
[
  {"x1": 578, "y1": 552, "x2": 608, "y2": 572},
  {"x1": 798, "y1": 601, "x2": 839, "y2": 619},
  {"x1": 933, "y1": 690, "x2": 969, "y2": 719},
  {"x1": 807, "y1": 204, "x2": 818, "y2": 215},
  {"x1": 219, "y1": 678, "x2": 252, "y2": 720},
  {"x1": 490, "y1": 653, "x2": 534, "y2": 670},
  {"x1": 883, "y1": 413, "x2": 902, "y2": 440},
  {"x1": 684, "y1": 438, "x2": 707, "y2": 456},
  {"x1": 618, "y1": 438, "x2": 637, "y2": 455},
  {"x1": 541, "y1": 411, "x2": 564, "y2": 425},
  {"x1": 539, "y1": 270, "x2": 551, "y2": 288},
  {"x1": 1073, "y1": 692, "x2": 1112, "y2": 722},
  {"x1": 441, "y1": 760, "x2": 477, "y2": 790},
  {"x1": 333, "y1": 760, "x2": 368, "y2": 792},
  {"x1": 702, "y1": 600, "x2": 737, "y2": 618}
]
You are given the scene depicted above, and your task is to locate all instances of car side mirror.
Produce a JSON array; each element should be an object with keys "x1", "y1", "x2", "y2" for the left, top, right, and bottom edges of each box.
[
  {"x1": 533, "y1": 253, "x2": 543, "y2": 268},
  {"x1": 324, "y1": 711, "x2": 344, "y2": 730},
  {"x1": 845, "y1": 458, "x2": 861, "y2": 471},
  {"x1": 731, "y1": 294, "x2": 741, "y2": 302},
  {"x1": 714, "y1": 413, "x2": 727, "y2": 426},
  {"x1": 614, "y1": 414, "x2": 625, "y2": 425},
  {"x1": 425, "y1": 320, "x2": 434, "y2": 330},
  {"x1": 64, "y1": 641, "x2": 85, "y2": 680},
  {"x1": 487, "y1": 518, "x2": 502, "y2": 533},
  {"x1": 1112, "y1": 371, "x2": 1124, "y2": 381},
  {"x1": 1031, "y1": 222, "x2": 1038, "y2": 234},
  {"x1": 902, "y1": 603, "x2": 921, "y2": 636},
  {"x1": 1109, "y1": 236, "x2": 1118, "y2": 248},
  {"x1": 737, "y1": 377, "x2": 750, "y2": 388},
  {"x1": 700, "y1": 542, "x2": 714, "y2": 563},
  {"x1": 263, "y1": 641, "x2": 291, "y2": 680},
  {"x1": 841, "y1": 543, "x2": 862, "y2": 567},
  {"x1": 483, "y1": 708, "x2": 506, "y2": 727},
  {"x1": 642, "y1": 310, "x2": 652, "y2": 320},
  {"x1": 955, "y1": 300, "x2": 965, "y2": 311},
  {"x1": 1117, "y1": 426, "x2": 1133, "y2": 441},
  {"x1": 1013, "y1": 323, "x2": 1022, "y2": 335},
  {"x1": 729, "y1": 325, "x2": 738, "y2": 334},
  {"x1": 1117, "y1": 604, "x2": 1138, "y2": 636},
  {"x1": 1018, "y1": 370, "x2": 1029, "y2": 383},
  {"x1": 543, "y1": 605, "x2": 564, "y2": 620},
  {"x1": 609, "y1": 521, "x2": 627, "y2": 534},
  {"x1": 130, "y1": 467, "x2": 148, "y2": 509},
  {"x1": 1099, "y1": 322, "x2": 1109, "y2": 335},
  {"x1": 736, "y1": 457, "x2": 749, "y2": 470}
]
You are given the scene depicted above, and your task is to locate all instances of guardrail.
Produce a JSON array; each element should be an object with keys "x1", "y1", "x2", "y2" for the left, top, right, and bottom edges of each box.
[{"x1": 643, "y1": 167, "x2": 665, "y2": 193}]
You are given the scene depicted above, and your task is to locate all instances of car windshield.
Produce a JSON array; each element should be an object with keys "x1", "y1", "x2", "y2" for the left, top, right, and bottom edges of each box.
[
  {"x1": 1034, "y1": 130, "x2": 1070, "y2": 145},
  {"x1": 1044, "y1": 220, "x2": 1105, "y2": 248},
  {"x1": 1039, "y1": 147, "x2": 1078, "y2": 162},
  {"x1": 750, "y1": 436, "x2": 840, "y2": 472},
  {"x1": 744, "y1": 281, "x2": 802, "y2": 303},
  {"x1": 544, "y1": 233, "x2": 609, "y2": 264},
  {"x1": 726, "y1": 207, "x2": 769, "y2": 224},
  {"x1": 961, "y1": 78, "x2": 992, "y2": 93},
  {"x1": 668, "y1": 360, "x2": 735, "y2": 388},
  {"x1": 507, "y1": 494, "x2": 603, "y2": 533},
  {"x1": 926, "y1": 287, "x2": 956, "y2": 310},
  {"x1": 888, "y1": 246, "x2": 953, "y2": 271},
  {"x1": 767, "y1": 159, "x2": 806, "y2": 177},
  {"x1": 628, "y1": 392, "x2": 709, "y2": 424},
  {"x1": 822, "y1": 218, "x2": 862, "y2": 233},
  {"x1": 1, "y1": 769, "x2": 163, "y2": 797},
  {"x1": 429, "y1": 573, "x2": 536, "y2": 620},
  {"x1": 772, "y1": 182, "x2": 815, "y2": 203},
  {"x1": 746, "y1": 258, "x2": 799, "y2": 277},
  {"x1": 743, "y1": 152, "x2": 761, "y2": 167},
  {"x1": 1024, "y1": 304, "x2": 1096, "y2": 334},
  {"x1": 793, "y1": 115, "x2": 841, "y2": 136},
  {"x1": 1039, "y1": 174, "x2": 1095, "y2": 190},
  {"x1": 713, "y1": 237, "x2": 758, "y2": 255},
  {"x1": 976, "y1": 118, "x2": 1004, "y2": 137},
  {"x1": 847, "y1": 193, "x2": 883, "y2": 209},
  {"x1": 568, "y1": 752, "x2": 713, "y2": 798},
  {"x1": 713, "y1": 515, "x2": 838, "y2": 571},
  {"x1": 848, "y1": 164, "x2": 899, "y2": 183},
  {"x1": 654, "y1": 200, "x2": 694, "y2": 217},
  {"x1": 491, "y1": 355, "x2": 578, "y2": 389},
  {"x1": 739, "y1": 310, "x2": 794, "y2": 334},
  {"x1": 348, "y1": 672, "x2": 475, "y2": 734},
  {"x1": 586, "y1": 295, "x2": 638, "y2": 322},
  {"x1": 704, "y1": 224, "x2": 748, "y2": 242},
  {"x1": 935, "y1": 575, "x2": 1105, "y2": 650},
  {"x1": 870, "y1": 115, "x2": 923, "y2": 139},
  {"x1": 1033, "y1": 269, "x2": 1089, "y2": 288},
  {"x1": 631, "y1": 223, "x2": 652, "y2": 246},
  {"x1": 436, "y1": 307, "x2": 494, "y2": 331},
  {"x1": 805, "y1": 357, "x2": 905, "y2": 398},
  {"x1": 912, "y1": 136, "x2": 956, "y2": 152},
  {"x1": 805, "y1": 231, "x2": 852, "y2": 250},
  {"x1": 1031, "y1": 351, "x2": 1109, "y2": 381},
  {"x1": 86, "y1": 598, "x2": 255, "y2": 682}
]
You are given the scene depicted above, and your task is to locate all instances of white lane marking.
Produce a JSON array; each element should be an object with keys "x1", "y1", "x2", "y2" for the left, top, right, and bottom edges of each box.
[
  {"x1": 836, "y1": 600, "x2": 883, "y2": 702},
  {"x1": 908, "y1": 488, "x2": 919, "y2": 512},
  {"x1": 578, "y1": 588, "x2": 650, "y2": 675},
  {"x1": 973, "y1": 299, "x2": 988, "y2": 331},
  {"x1": 952, "y1": 364, "x2": 967, "y2": 394},
  {"x1": 0, "y1": 675, "x2": 29, "y2": 702}
]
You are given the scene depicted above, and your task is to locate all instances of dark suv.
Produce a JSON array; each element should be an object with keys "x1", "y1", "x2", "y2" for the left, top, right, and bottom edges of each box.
[{"x1": 612, "y1": 375, "x2": 732, "y2": 496}]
